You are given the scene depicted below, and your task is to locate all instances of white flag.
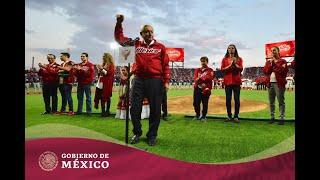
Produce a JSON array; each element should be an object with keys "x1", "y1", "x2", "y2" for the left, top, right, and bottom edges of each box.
[{"x1": 118, "y1": 46, "x2": 135, "y2": 64}]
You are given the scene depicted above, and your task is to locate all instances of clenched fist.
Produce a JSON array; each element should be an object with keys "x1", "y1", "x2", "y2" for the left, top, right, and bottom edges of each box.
[{"x1": 116, "y1": 14, "x2": 124, "y2": 23}]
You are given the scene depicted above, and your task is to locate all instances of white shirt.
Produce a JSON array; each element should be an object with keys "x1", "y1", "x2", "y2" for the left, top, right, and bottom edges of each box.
[
  {"x1": 142, "y1": 40, "x2": 155, "y2": 47},
  {"x1": 96, "y1": 69, "x2": 107, "y2": 89},
  {"x1": 270, "y1": 72, "x2": 277, "y2": 82}
]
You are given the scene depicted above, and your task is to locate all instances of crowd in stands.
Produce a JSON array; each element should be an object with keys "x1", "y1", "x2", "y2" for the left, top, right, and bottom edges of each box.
[
  {"x1": 242, "y1": 67, "x2": 295, "y2": 80},
  {"x1": 241, "y1": 67, "x2": 295, "y2": 90},
  {"x1": 25, "y1": 69, "x2": 41, "y2": 92},
  {"x1": 170, "y1": 68, "x2": 194, "y2": 85}
]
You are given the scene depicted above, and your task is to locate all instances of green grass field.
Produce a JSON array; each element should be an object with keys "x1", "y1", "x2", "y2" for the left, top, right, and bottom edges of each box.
[{"x1": 25, "y1": 88, "x2": 295, "y2": 163}]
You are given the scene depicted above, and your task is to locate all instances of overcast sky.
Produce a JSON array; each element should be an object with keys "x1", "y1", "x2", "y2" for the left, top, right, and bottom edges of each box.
[{"x1": 25, "y1": 0, "x2": 294, "y2": 69}]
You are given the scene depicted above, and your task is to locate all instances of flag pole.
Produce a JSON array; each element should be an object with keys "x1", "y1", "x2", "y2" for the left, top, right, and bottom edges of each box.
[{"x1": 125, "y1": 62, "x2": 130, "y2": 144}]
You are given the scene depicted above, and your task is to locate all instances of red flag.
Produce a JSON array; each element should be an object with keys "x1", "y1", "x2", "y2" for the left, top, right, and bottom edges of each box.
[
  {"x1": 166, "y1": 48, "x2": 184, "y2": 62},
  {"x1": 265, "y1": 40, "x2": 295, "y2": 58}
]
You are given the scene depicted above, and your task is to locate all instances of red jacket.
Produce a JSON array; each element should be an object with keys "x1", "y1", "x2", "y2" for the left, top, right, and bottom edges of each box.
[
  {"x1": 38, "y1": 62, "x2": 60, "y2": 84},
  {"x1": 220, "y1": 57, "x2": 243, "y2": 86},
  {"x1": 255, "y1": 77, "x2": 260, "y2": 84},
  {"x1": 289, "y1": 59, "x2": 295, "y2": 69},
  {"x1": 74, "y1": 61, "x2": 95, "y2": 85},
  {"x1": 114, "y1": 23, "x2": 170, "y2": 84},
  {"x1": 60, "y1": 60, "x2": 75, "y2": 84},
  {"x1": 98, "y1": 65, "x2": 115, "y2": 102},
  {"x1": 255, "y1": 76, "x2": 266, "y2": 84},
  {"x1": 194, "y1": 66, "x2": 214, "y2": 90},
  {"x1": 290, "y1": 59, "x2": 295, "y2": 80},
  {"x1": 263, "y1": 58, "x2": 288, "y2": 89}
]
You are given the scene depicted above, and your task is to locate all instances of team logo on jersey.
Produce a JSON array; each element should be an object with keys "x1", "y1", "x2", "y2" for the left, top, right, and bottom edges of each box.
[
  {"x1": 81, "y1": 66, "x2": 89, "y2": 71},
  {"x1": 199, "y1": 72, "x2": 208, "y2": 78},
  {"x1": 136, "y1": 47, "x2": 161, "y2": 54}
]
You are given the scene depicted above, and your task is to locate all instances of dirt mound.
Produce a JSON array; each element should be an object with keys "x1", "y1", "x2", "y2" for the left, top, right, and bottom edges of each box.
[{"x1": 168, "y1": 95, "x2": 268, "y2": 115}]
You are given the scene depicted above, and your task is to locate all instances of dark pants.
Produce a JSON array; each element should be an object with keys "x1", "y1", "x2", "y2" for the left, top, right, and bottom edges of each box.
[
  {"x1": 161, "y1": 87, "x2": 168, "y2": 117},
  {"x1": 94, "y1": 87, "x2": 111, "y2": 115},
  {"x1": 77, "y1": 84, "x2": 92, "y2": 113},
  {"x1": 268, "y1": 83, "x2": 285, "y2": 120},
  {"x1": 130, "y1": 77, "x2": 163, "y2": 139},
  {"x1": 193, "y1": 87, "x2": 210, "y2": 118},
  {"x1": 59, "y1": 84, "x2": 73, "y2": 112},
  {"x1": 225, "y1": 85, "x2": 241, "y2": 118},
  {"x1": 42, "y1": 83, "x2": 58, "y2": 113}
]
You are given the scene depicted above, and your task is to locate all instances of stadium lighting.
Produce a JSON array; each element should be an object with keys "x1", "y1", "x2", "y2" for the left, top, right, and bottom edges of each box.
[
  {"x1": 109, "y1": 42, "x2": 118, "y2": 62},
  {"x1": 110, "y1": 42, "x2": 118, "y2": 49}
]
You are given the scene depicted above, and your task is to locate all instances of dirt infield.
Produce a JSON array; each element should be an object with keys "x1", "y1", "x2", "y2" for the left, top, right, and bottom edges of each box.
[{"x1": 168, "y1": 95, "x2": 268, "y2": 115}]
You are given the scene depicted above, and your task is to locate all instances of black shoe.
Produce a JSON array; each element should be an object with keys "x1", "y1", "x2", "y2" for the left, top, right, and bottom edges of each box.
[
  {"x1": 162, "y1": 115, "x2": 168, "y2": 121},
  {"x1": 130, "y1": 135, "x2": 140, "y2": 144},
  {"x1": 101, "y1": 112, "x2": 108, "y2": 117},
  {"x1": 224, "y1": 117, "x2": 233, "y2": 122},
  {"x1": 233, "y1": 118, "x2": 240, "y2": 123},
  {"x1": 192, "y1": 116, "x2": 200, "y2": 120},
  {"x1": 59, "y1": 110, "x2": 67, "y2": 114},
  {"x1": 86, "y1": 112, "x2": 92, "y2": 116},
  {"x1": 200, "y1": 116, "x2": 207, "y2": 122},
  {"x1": 75, "y1": 112, "x2": 82, "y2": 115},
  {"x1": 269, "y1": 118, "x2": 275, "y2": 124},
  {"x1": 148, "y1": 138, "x2": 157, "y2": 146},
  {"x1": 41, "y1": 111, "x2": 50, "y2": 115},
  {"x1": 278, "y1": 120, "x2": 284, "y2": 125}
]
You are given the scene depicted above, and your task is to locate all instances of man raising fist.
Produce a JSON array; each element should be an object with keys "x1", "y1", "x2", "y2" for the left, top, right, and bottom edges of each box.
[{"x1": 114, "y1": 14, "x2": 170, "y2": 146}]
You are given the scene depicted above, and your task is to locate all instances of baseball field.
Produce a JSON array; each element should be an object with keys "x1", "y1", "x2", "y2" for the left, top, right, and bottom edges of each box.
[{"x1": 25, "y1": 88, "x2": 295, "y2": 163}]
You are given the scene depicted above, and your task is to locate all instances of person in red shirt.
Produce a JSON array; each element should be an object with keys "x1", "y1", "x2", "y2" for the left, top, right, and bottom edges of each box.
[
  {"x1": 263, "y1": 46, "x2": 288, "y2": 125},
  {"x1": 38, "y1": 54, "x2": 60, "y2": 114},
  {"x1": 220, "y1": 44, "x2": 243, "y2": 123},
  {"x1": 193, "y1": 56, "x2": 214, "y2": 121},
  {"x1": 115, "y1": 66, "x2": 130, "y2": 119},
  {"x1": 114, "y1": 14, "x2": 170, "y2": 146},
  {"x1": 74, "y1": 53, "x2": 95, "y2": 116},
  {"x1": 94, "y1": 53, "x2": 115, "y2": 117},
  {"x1": 255, "y1": 77, "x2": 259, "y2": 90},
  {"x1": 287, "y1": 54, "x2": 295, "y2": 81},
  {"x1": 289, "y1": 59, "x2": 295, "y2": 69},
  {"x1": 263, "y1": 76, "x2": 268, "y2": 90},
  {"x1": 58, "y1": 52, "x2": 75, "y2": 115}
]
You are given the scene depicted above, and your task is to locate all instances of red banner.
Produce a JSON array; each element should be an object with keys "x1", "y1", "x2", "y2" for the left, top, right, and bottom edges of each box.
[
  {"x1": 166, "y1": 48, "x2": 184, "y2": 62},
  {"x1": 265, "y1": 40, "x2": 295, "y2": 58},
  {"x1": 26, "y1": 138, "x2": 295, "y2": 180}
]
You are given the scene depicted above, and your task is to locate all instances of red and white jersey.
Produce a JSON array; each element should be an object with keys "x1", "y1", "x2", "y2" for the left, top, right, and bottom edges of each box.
[
  {"x1": 38, "y1": 62, "x2": 60, "y2": 84},
  {"x1": 114, "y1": 23, "x2": 170, "y2": 84},
  {"x1": 193, "y1": 66, "x2": 214, "y2": 90},
  {"x1": 74, "y1": 60, "x2": 95, "y2": 85}
]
